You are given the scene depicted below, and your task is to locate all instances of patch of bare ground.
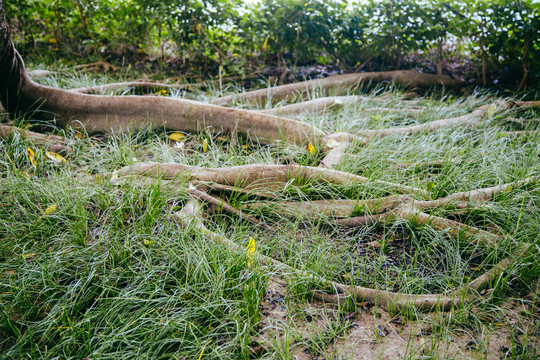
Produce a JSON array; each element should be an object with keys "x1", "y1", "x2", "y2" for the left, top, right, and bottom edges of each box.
[{"x1": 252, "y1": 278, "x2": 539, "y2": 359}]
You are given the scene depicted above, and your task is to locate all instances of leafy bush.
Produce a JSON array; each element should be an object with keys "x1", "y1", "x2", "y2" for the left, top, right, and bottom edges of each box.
[{"x1": 4, "y1": 0, "x2": 539, "y2": 88}]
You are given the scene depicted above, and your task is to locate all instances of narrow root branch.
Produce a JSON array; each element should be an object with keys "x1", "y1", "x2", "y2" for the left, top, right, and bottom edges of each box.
[
  {"x1": 499, "y1": 130, "x2": 537, "y2": 137},
  {"x1": 188, "y1": 187, "x2": 271, "y2": 229},
  {"x1": 174, "y1": 199, "x2": 521, "y2": 311},
  {"x1": 258, "y1": 96, "x2": 365, "y2": 116},
  {"x1": 0, "y1": 124, "x2": 74, "y2": 152},
  {"x1": 360, "y1": 107, "x2": 422, "y2": 115},
  {"x1": 70, "y1": 81, "x2": 191, "y2": 94},
  {"x1": 436, "y1": 177, "x2": 537, "y2": 204},
  {"x1": 356, "y1": 102, "x2": 510, "y2": 139}
]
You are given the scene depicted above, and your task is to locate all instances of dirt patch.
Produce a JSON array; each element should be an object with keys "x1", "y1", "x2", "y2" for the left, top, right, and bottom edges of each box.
[{"x1": 254, "y1": 280, "x2": 539, "y2": 359}]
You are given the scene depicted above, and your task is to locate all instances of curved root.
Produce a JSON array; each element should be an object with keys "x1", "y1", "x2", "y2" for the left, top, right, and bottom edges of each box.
[
  {"x1": 212, "y1": 70, "x2": 462, "y2": 106},
  {"x1": 0, "y1": 124, "x2": 74, "y2": 152},
  {"x1": 70, "y1": 81, "x2": 192, "y2": 94},
  {"x1": 174, "y1": 198, "x2": 526, "y2": 311},
  {"x1": 116, "y1": 162, "x2": 428, "y2": 196}
]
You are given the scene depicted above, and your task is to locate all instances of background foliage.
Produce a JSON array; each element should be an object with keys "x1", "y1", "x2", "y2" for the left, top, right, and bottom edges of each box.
[{"x1": 4, "y1": 0, "x2": 540, "y2": 88}]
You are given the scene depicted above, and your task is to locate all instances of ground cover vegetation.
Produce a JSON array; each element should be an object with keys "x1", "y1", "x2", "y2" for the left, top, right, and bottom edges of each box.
[
  {"x1": 3, "y1": 0, "x2": 540, "y2": 90},
  {"x1": 0, "y1": 0, "x2": 539, "y2": 359}
]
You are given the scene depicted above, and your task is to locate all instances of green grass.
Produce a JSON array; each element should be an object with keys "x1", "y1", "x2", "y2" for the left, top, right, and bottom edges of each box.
[{"x1": 0, "y1": 70, "x2": 539, "y2": 359}]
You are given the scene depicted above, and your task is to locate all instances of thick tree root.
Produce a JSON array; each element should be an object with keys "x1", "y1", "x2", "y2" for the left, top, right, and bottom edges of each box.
[
  {"x1": 514, "y1": 101, "x2": 540, "y2": 109},
  {"x1": 115, "y1": 162, "x2": 428, "y2": 196},
  {"x1": 15, "y1": 79, "x2": 326, "y2": 146},
  {"x1": 212, "y1": 70, "x2": 462, "y2": 106},
  {"x1": 243, "y1": 178, "x2": 535, "y2": 227},
  {"x1": 319, "y1": 143, "x2": 349, "y2": 169}
]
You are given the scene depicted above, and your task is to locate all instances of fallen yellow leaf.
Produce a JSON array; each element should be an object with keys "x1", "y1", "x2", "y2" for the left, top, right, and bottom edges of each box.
[
  {"x1": 44, "y1": 204, "x2": 57, "y2": 216},
  {"x1": 27, "y1": 147, "x2": 36, "y2": 166},
  {"x1": 247, "y1": 237, "x2": 256, "y2": 267},
  {"x1": 45, "y1": 151, "x2": 67, "y2": 163},
  {"x1": 307, "y1": 142, "x2": 316, "y2": 154},
  {"x1": 23, "y1": 253, "x2": 37, "y2": 259},
  {"x1": 111, "y1": 169, "x2": 119, "y2": 180},
  {"x1": 202, "y1": 138, "x2": 208, "y2": 152},
  {"x1": 169, "y1": 132, "x2": 185, "y2": 142},
  {"x1": 197, "y1": 340, "x2": 211, "y2": 360}
]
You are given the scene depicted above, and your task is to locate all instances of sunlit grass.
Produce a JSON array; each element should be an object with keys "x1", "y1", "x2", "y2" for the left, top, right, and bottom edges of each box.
[{"x1": 1, "y1": 69, "x2": 538, "y2": 359}]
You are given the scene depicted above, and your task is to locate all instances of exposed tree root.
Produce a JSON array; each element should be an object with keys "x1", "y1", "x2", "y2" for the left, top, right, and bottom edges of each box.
[
  {"x1": 504, "y1": 117, "x2": 538, "y2": 125},
  {"x1": 188, "y1": 187, "x2": 270, "y2": 229},
  {"x1": 69, "y1": 81, "x2": 192, "y2": 94},
  {"x1": 319, "y1": 143, "x2": 349, "y2": 169},
  {"x1": 212, "y1": 70, "x2": 462, "y2": 106},
  {"x1": 241, "y1": 178, "x2": 535, "y2": 225},
  {"x1": 499, "y1": 130, "x2": 537, "y2": 137},
  {"x1": 0, "y1": 3, "x2": 534, "y2": 315},
  {"x1": 359, "y1": 107, "x2": 422, "y2": 115},
  {"x1": 172, "y1": 197, "x2": 526, "y2": 311},
  {"x1": 0, "y1": 124, "x2": 73, "y2": 152},
  {"x1": 71, "y1": 61, "x2": 118, "y2": 72},
  {"x1": 356, "y1": 102, "x2": 509, "y2": 138},
  {"x1": 15, "y1": 79, "x2": 327, "y2": 145},
  {"x1": 109, "y1": 163, "x2": 533, "y2": 312},
  {"x1": 514, "y1": 101, "x2": 540, "y2": 109},
  {"x1": 256, "y1": 94, "x2": 425, "y2": 117},
  {"x1": 27, "y1": 69, "x2": 57, "y2": 79},
  {"x1": 430, "y1": 177, "x2": 537, "y2": 204},
  {"x1": 115, "y1": 162, "x2": 428, "y2": 196},
  {"x1": 257, "y1": 96, "x2": 365, "y2": 116}
]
